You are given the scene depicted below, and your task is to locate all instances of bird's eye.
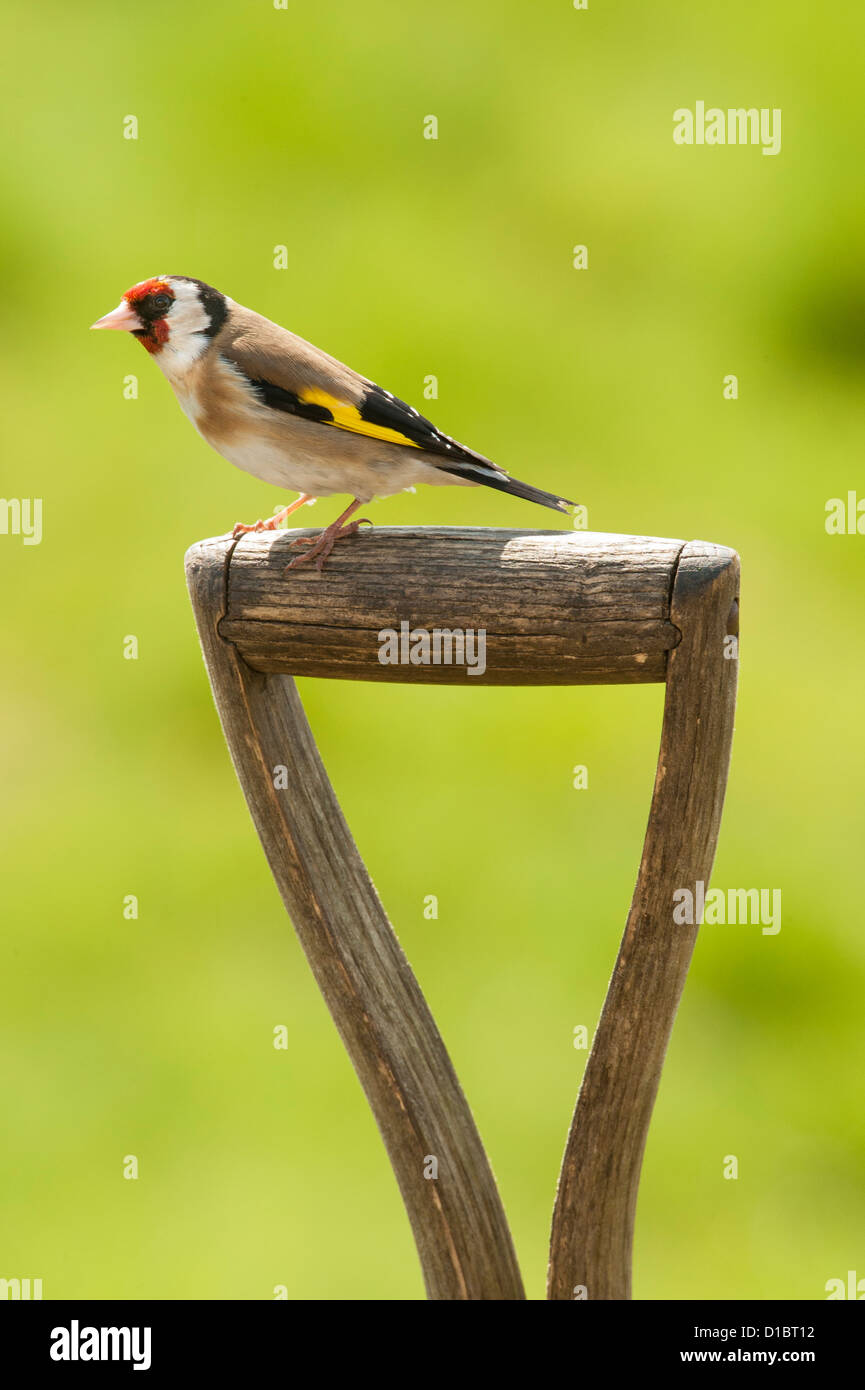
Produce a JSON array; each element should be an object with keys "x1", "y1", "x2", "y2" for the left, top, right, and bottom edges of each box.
[{"x1": 152, "y1": 294, "x2": 172, "y2": 313}]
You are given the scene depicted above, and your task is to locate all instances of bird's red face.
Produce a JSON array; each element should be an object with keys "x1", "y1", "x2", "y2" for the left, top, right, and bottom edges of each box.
[{"x1": 91, "y1": 278, "x2": 176, "y2": 354}]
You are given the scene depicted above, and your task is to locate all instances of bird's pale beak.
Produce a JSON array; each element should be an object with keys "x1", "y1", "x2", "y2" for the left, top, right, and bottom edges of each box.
[{"x1": 90, "y1": 300, "x2": 141, "y2": 331}]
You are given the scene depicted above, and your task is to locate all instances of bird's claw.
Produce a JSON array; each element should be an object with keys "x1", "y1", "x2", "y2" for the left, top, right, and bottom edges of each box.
[
  {"x1": 284, "y1": 518, "x2": 372, "y2": 573},
  {"x1": 232, "y1": 517, "x2": 278, "y2": 538}
]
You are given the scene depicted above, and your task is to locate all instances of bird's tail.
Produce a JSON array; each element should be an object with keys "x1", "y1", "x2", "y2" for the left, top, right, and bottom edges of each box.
[{"x1": 439, "y1": 454, "x2": 575, "y2": 515}]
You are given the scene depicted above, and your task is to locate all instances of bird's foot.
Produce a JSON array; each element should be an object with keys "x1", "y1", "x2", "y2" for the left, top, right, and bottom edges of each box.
[
  {"x1": 284, "y1": 518, "x2": 372, "y2": 573},
  {"x1": 232, "y1": 517, "x2": 275, "y2": 538}
]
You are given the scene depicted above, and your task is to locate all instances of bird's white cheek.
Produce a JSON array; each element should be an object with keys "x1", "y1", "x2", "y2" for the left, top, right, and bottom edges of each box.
[{"x1": 159, "y1": 335, "x2": 210, "y2": 373}]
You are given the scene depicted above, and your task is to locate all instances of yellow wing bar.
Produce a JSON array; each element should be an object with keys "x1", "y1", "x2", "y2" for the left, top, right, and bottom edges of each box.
[{"x1": 299, "y1": 387, "x2": 422, "y2": 450}]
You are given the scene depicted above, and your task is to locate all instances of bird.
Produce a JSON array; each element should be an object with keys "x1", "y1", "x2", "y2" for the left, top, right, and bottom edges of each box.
[{"x1": 92, "y1": 275, "x2": 576, "y2": 570}]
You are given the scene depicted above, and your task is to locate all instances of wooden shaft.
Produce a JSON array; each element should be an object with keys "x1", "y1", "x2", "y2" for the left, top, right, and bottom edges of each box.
[
  {"x1": 217, "y1": 527, "x2": 686, "y2": 685},
  {"x1": 547, "y1": 540, "x2": 740, "y2": 1300}
]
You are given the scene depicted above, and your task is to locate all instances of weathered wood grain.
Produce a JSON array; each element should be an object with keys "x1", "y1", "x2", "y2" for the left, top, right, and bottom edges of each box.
[
  {"x1": 547, "y1": 540, "x2": 740, "y2": 1300},
  {"x1": 186, "y1": 535, "x2": 525, "y2": 1301},
  {"x1": 218, "y1": 528, "x2": 685, "y2": 685}
]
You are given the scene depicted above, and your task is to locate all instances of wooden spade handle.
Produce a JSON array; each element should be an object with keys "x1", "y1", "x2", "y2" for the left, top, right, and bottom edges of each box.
[{"x1": 185, "y1": 526, "x2": 739, "y2": 1300}]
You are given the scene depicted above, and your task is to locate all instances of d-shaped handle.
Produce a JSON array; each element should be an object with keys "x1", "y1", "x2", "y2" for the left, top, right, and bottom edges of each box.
[{"x1": 186, "y1": 526, "x2": 739, "y2": 1300}]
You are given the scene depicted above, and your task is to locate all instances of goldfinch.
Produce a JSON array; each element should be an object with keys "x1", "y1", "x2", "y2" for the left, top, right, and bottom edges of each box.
[{"x1": 92, "y1": 276, "x2": 575, "y2": 569}]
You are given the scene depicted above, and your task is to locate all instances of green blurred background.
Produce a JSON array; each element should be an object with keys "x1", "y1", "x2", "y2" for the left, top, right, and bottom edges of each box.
[{"x1": 1, "y1": 0, "x2": 863, "y2": 1300}]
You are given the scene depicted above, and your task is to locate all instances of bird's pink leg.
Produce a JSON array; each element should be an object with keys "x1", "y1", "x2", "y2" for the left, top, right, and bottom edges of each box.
[
  {"x1": 284, "y1": 498, "x2": 372, "y2": 573},
  {"x1": 232, "y1": 494, "x2": 314, "y2": 539}
]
